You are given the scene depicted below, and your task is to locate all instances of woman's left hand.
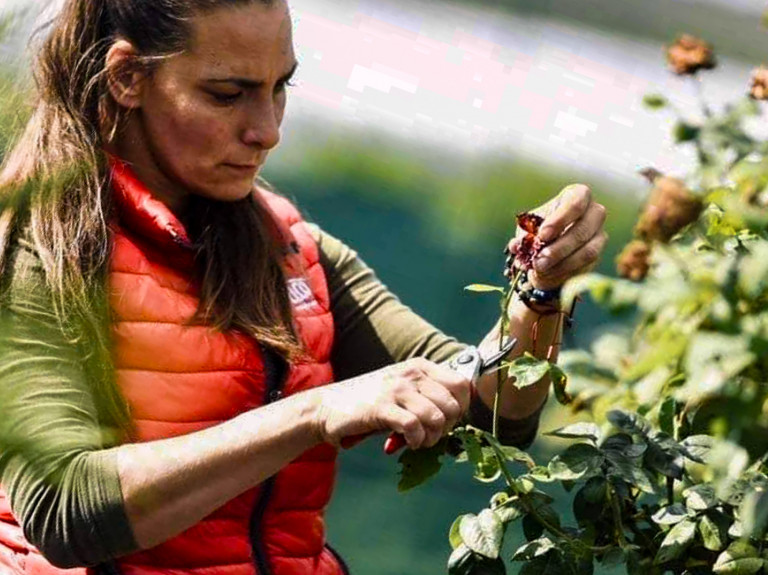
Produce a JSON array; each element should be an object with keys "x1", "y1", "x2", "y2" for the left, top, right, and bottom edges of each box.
[{"x1": 508, "y1": 184, "x2": 609, "y2": 291}]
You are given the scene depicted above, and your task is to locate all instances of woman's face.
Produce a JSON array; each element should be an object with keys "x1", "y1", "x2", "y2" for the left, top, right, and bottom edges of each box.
[{"x1": 113, "y1": 1, "x2": 296, "y2": 210}]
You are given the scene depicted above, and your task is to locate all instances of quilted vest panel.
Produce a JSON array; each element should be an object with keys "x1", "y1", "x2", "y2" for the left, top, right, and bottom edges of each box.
[{"x1": 0, "y1": 161, "x2": 345, "y2": 575}]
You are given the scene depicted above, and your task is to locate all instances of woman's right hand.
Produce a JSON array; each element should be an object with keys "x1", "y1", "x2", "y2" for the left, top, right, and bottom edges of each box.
[{"x1": 311, "y1": 358, "x2": 472, "y2": 450}]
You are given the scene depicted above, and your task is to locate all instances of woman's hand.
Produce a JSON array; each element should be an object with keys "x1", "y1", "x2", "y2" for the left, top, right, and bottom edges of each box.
[
  {"x1": 311, "y1": 358, "x2": 472, "y2": 450},
  {"x1": 508, "y1": 184, "x2": 609, "y2": 291}
]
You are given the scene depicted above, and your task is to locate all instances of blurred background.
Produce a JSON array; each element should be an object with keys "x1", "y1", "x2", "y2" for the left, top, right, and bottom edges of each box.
[{"x1": 1, "y1": 0, "x2": 768, "y2": 573}]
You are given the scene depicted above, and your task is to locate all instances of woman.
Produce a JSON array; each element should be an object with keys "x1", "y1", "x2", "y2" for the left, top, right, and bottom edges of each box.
[{"x1": 0, "y1": 1, "x2": 608, "y2": 574}]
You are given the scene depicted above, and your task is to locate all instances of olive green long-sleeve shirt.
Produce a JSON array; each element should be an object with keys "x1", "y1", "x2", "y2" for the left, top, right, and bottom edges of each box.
[{"x1": 0, "y1": 225, "x2": 542, "y2": 568}]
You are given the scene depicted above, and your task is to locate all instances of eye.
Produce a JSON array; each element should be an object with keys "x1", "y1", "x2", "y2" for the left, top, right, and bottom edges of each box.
[
  {"x1": 275, "y1": 79, "x2": 297, "y2": 93},
  {"x1": 209, "y1": 91, "x2": 242, "y2": 105}
]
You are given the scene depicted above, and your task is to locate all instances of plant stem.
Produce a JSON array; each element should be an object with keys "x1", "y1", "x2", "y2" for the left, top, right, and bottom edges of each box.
[{"x1": 493, "y1": 270, "x2": 521, "y2": 439}]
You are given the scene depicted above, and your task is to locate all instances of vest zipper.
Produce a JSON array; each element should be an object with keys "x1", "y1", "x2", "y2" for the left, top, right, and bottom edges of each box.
[{"x1": 249, "y1": 345, "x2": 287, "y2": 575}]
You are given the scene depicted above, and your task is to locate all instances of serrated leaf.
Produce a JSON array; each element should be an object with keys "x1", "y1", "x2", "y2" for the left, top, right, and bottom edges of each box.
[
  {"x1": 654, "y1": 519, "x2": 697, "y2": 565},
  {"x1": 507, "y1": 354, "x2": 551, "y2": 389},
  {"x1": 512, "y1": 537, "x2": 556, "y2": 561},
  {"x1": 545, "y1": 422, "x2": 601, "y2": 444},
  {"x1": 652, "y1": 504, "x2": 688, "y2": 525},
  {"x1": 458, "y1": 509, "x2": 503, "y2": 559}
]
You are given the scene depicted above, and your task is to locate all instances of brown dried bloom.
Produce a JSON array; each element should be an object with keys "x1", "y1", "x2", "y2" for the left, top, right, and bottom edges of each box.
[
  {"x1": 666, "y1": 34, "x2": 716, "y2": 76},
  {"x1": 750, "y1": 66, "x2": 768, "y2": 101},
  {"x1": 634, "y1": 176, "x2": 703, "y2": 243},
  {"x1": 617, "y1": 240, "x2": 651, "y2": 282}
]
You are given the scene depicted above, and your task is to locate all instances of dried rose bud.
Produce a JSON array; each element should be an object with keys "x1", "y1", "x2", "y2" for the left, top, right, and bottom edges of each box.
[
  {"x1": 634, "y1": 176, "x2": 703, "y2": 243},
  {"x1": 513, "y1": 212, "x2": 545, "y2": 272},
  {"x1": 616, "y1": 240, "x2": 651, "y2": 282},
  {"x1": 750, "y1": 66, "x2": 768, "y2": 101},
  {"x1": 666, "y1": 34, "x2": 716, "y2": 76}
]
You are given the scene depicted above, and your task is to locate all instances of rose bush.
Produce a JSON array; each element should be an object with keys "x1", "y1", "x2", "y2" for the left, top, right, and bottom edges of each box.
[{"x1": 397, "y1": 35, "x2": 768, "y2": 575}]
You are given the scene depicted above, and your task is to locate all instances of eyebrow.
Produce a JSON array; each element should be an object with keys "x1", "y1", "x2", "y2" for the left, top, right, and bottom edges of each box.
[{"x1": 206, "y1": 62, "x2": 299, "y2": 89}]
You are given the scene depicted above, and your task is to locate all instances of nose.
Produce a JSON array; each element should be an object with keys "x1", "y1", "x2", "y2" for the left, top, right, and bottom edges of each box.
[{"x1": 240, "y1": 99, "x2": 282, "y2": 150}]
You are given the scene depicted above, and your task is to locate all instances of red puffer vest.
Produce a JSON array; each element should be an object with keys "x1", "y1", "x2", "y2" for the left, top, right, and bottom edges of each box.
[{"x1": 0, "y1": 161, "x2": 347, "y2": 575}]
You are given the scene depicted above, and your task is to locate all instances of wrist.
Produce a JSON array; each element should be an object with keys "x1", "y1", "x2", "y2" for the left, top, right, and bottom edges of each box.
[{"x1": 293, "y1": 388, "x2": 327, "y2": 446}]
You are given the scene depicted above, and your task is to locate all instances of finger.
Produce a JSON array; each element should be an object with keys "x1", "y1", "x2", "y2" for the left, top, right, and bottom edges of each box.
[
  {"x1": 399, "y1": 391, "x2": 446, "y2": 448},
  {"x1": 415, "y1": 380, "x2": 463, "y2": 432},
  {"x1": 533, "y1": 202, "x2": 607, "y2": 275},
  {"x1": 538, "y1": 184, "x2": 593, "y2": 244},
  {"x1": 380, "y1": 405, "x2": 425, "y2": 449},
  {"x1": 530, "y1": 231, "x2": 609, "y2": 290},
  {"x1": 413, "y1": 359, "x2": 472, "y2": 415}
]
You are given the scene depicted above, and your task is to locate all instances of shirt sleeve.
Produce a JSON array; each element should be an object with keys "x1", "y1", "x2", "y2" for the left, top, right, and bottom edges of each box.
[
  {"x1": 307, "y1": 224, "x2": 543, "y2": 448},
  {"x1": 0, "y1": 239, "x2": 138, "y2": 568}
]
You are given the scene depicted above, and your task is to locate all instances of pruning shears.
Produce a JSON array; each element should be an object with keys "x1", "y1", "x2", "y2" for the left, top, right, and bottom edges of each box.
[{"x1": 340, "y1": 337, "x2": 518, "y2": 454}]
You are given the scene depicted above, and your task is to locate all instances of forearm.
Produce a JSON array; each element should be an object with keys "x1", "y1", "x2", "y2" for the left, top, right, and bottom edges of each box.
[
  {"x1": 118, "y1": 391, "x2": 321, "y2": 551},
  {"x1": 475, "y1": 295, "x2": 564, "y2": 421}
]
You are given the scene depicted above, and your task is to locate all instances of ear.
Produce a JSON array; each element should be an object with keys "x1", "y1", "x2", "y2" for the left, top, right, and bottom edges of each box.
[{"x1": 105, "y1": 40, "x2": 146, "y2": 110}]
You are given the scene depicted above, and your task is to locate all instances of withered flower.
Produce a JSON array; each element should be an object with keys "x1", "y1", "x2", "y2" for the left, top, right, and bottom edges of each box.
[
  {"x1": 634, "y1": 176, "x2": 703, "y2": 243},
  {"x1": 750, "y1": 66, "x2": 768, "y2": 101},
  {"x1": 616, "y1": 240, "x2": 651, "y2": 282},
  {"x1": 666, "y1": 34, "x2": 716, "y2": 76}
]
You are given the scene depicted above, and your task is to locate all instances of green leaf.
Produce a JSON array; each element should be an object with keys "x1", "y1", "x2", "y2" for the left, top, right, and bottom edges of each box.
[
  {"x1": 684, "y1": 484, "x2": 717, "y2": 511},
  {"x1": 645, "y1": 432, "x2": 685, "y2": 479},
  {"x1": 522, "y1": 513, "x2": 545, "y2": 541},
  {"x1": 458, "y1": 509, "x2": 504, "y2": 559},
  {"x1": 448, "y1": 545, "x2": 474, "y2": 575},
  {"x1": 607, "y1": 410, "x2": 651, "y2": 436},
  {"x1": 674, "y1": 122, "x2": 701, "y2": 143},
  {"x1": 507, "y1": 354, "x2": 551, "y2": 389},
  {"x1": 739, "y1": 486, "x2": 768, "y2": 539},
  {"x1": 547, "y1": 443, "x2": 604, "y2": 481},
  {"x1": 464, "y1": 284, "x2": 506, "y2": 294},
  {"x1": 654, "y1": 519, "x2": 697, "y2": 565},
  {"x1": 684, "y1": 332, "x2": 755, "y2": 400},
  {"x1": 699, "y1": 512, "x2": 728, "y2": 552},
  {"x1": 493, "y1": 497, "x2": 525, "y2": 524},
  {"x1": 573, "y1": 477, "x2": 607, "y2": 526},
  {"x1": 658, "y1": 397, "x2": 677, "y2": 437},
  {"x1": 512, "y1": 537, "x2": 556, "y2": 561},
  {"x1": 680, "y1": 435, "x2": 715, "y2": 463},
  {"x1": 643, "y1": 93, "x2": 668, "y2": 110},
  {"x1": 651, "y1": 504, "x2": 688, "y2": 525},
  {"x1": 545, "y1": 422, "x2": 601, "y2": 444},
  {"x1": 713, "y1": 542, "x2": 765, "y2": 575},
  {"x1": 450, "y1": 514, "x2": 472, "y2": 550},
  {"x1": 549, "y1": 363, "x2": 572, "y2": 405},
  {"x1": 397, "y1": 440, "x2": 446, "y2": 491}
]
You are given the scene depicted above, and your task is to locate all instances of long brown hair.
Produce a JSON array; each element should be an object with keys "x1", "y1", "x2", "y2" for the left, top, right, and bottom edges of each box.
[{"x1": 0, "y1": 0, "x2": 302, "y2": 438}]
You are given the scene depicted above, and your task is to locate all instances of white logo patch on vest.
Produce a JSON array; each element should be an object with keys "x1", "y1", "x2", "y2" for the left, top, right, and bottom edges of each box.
[{"x1": 287, "y1": 277, "x2": 320, "y2": 311}]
